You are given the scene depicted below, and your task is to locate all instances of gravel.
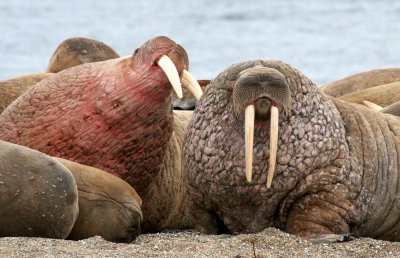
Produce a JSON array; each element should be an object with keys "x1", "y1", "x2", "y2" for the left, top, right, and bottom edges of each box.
[{"x1": 1, "y1": 228, "x2": 399, "y2": 257}]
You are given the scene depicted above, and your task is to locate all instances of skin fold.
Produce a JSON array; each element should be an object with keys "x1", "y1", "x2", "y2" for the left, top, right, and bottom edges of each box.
[
  {"x1": 184, "y1": 60, "x2": 400, "y2": 242},
  {"x1": 0, "y1": 36, "x2": 194, "y2": 232}
]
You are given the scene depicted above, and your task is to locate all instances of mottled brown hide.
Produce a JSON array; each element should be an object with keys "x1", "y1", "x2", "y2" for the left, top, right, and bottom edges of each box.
[
  {"x1": 47, "y1": 37, "x2": 119, "y2": 73},
  {"x1": 55, "y1": 158, "x2": 142, "y2": 243},
  {"x1": 0, "y1": 141, "x2": 78, "y2": 239}
]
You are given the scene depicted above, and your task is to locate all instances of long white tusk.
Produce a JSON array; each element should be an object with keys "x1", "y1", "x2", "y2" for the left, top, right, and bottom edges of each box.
[
  {"x1": 245, "y1": 104, "x2": 255, "y2": 182},
  {"x1": 181, "y1": 69, "x2": 203, "y2": 100},
  {"x1": 267, "y1": 105, "x2": 279, "y2": 188},
  {"x1": 362, "y1": 100, "x2": 383, "y2": 111},
  {"x1": 157, "y1": 55, "x2": 183, "y2": 98}
]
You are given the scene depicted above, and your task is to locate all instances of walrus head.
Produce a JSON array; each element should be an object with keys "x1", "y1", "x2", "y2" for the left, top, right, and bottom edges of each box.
[
  {"x1": 130, "y1": 36, "x2": 202, "y2": 101},
  {"x1": 232, "y1": 66, "x2": 292, "y2": 186}
]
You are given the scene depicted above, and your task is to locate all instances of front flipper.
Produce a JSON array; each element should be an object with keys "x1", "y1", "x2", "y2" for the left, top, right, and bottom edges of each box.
[{"x1": 286, "y1": 192, "x2": 355, "y2": 243}]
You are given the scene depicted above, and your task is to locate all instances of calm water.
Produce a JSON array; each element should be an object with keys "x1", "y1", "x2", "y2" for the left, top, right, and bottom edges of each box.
[{"x1": 1, "y1": 0, "x2": 400, "y2": 86}]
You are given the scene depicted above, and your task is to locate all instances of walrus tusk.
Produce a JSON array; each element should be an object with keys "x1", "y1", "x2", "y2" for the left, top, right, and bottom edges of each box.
[
  {"x1": 363, "y1": 100, "x2": 383, "y2": 111},
  {"x1": 181, "y1": 69, "x2": 203, "y2": 100},
  {"x1": 245, "y1": 104, "x2": 255, "y2": 182},
  {"x1": 157, "y1": 55, "x2": 183, "y2": 98},
  {"x1": 267, "y1": 105, "x2": 279, "y2": 188}
]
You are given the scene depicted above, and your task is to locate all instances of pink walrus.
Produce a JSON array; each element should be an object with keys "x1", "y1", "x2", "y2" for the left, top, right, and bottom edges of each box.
[{"x1": 0, "y1": 36, "x2": 202, "y2": 232}]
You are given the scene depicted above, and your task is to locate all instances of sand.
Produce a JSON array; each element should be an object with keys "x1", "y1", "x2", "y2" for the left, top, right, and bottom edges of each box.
[{"x1": 1, "y1": 228, "x2": 400, "y2": 258}]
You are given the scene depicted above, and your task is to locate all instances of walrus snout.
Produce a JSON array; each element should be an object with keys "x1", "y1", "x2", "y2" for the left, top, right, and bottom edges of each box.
[
  {"x1": 233, "y1": 66, "x2": 292, "y2": 117},
  {"x1": 123, "y1": 224, "x2": 141, "y2": 244}
]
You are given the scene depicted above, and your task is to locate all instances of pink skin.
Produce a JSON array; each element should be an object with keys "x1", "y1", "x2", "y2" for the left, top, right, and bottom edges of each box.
[{"x1": 0, "y1": 36, "x2": 189, "y2": 195}]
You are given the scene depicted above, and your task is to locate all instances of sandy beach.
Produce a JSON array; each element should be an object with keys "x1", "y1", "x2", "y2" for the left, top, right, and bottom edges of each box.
[{"x1": 1, "y1": 228, "x2": 400, "y2": 257}]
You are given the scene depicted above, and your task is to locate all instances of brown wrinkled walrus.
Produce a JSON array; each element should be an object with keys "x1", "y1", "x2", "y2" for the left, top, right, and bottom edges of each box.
[
  {"x1": 0, "y1": 141, "x2": 78, "y2": 239},
  {"x1": 363, "y1": 100, "x2": 400, "y2": 117},
  {"x1": 321, "y1": 68, "x2": 400, "y2": 97},
  {"x1": 0, "y1": 73, "x2": 53, "y2": 113},
  {"x1": 184, "y1": 60, "x2": 400, "y2": 243},
  {"x1": 0, "y1": 37, "x2": 120, "y2": 114},
  {"x1": 47, "y1": 37, "x2": 119, "y2": 73},
  {"x1": 0, "y1": 36, "x2": 202, "y2": 232},
  {"x1": 55, "y1": 158, "x2": 142, "y2": 243},
  {"x1": 338, "y1": 81, "x2": 400, "y2": 107}
]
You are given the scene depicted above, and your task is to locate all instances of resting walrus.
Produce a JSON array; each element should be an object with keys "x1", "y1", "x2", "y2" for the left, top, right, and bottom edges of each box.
[
  {"x1": 0, "y1": 36, "x2": 202, "y2": 232},
  {"x1": 0, "y1": 37, "x2": 121, "y2": 114},
  {"x1": 47, "y1": 37, "x2": 119, "y2": 73},
  {"x1": 0, "y1": 141, "x2": 78, "y2": 239},
  {"x1": 184, "y1": 60, "x2": 400, "y2": 243},
  {"x1": 56, "y1": 158, "x2": 142, "y2": 243}
]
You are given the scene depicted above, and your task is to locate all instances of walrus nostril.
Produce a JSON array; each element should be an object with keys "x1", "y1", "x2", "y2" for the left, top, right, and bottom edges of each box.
[{"x1": 254, "y1": 97, "x2": 272, "y2": 118}]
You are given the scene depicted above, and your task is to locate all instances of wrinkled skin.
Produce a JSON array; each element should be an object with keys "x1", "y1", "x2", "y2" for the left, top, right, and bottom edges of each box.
[
  {"x1": 55, "y1": 158, "x2": 142, "y2": 243},
  {"x1": 0, "y1": 141, "x2": 78, "y2": 239},
  {"x1": 184, "y1": 60, "x2": 400, "y2": 242},
  {"x1": 47, "y1": 37, "x2": 120, "y2": 73},
  {"x1": 321, "y1": 68, "x2": 400, "y2": 98},
  {"x1": 0, "y1": 36, "x2": 192, "y2": 232}
]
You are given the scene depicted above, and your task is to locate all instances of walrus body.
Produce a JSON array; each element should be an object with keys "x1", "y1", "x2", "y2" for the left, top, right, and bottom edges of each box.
[
  {"x1": 55, "y1": 158, "x2": 142, "y2": 243},
  {"x1": 184, "y1": 60, "x2": 400, "y2": 242},
  {"x1": 321, "y1": 68, "x2": 400, "y2": 97},
  {"x1": 337, "y1": 81, "x2": 400, "y2": 107},
  {"x1": 0, "y1": 141, "x2": 78, "y2": 239},
  {"x1": 0, "y1": 37, "x2": 121, "y2": 114},
  {"x1": 0, "y1": 73, "x2": 53, "y2": 113},
  {"x1": 0, "y1": 36, "x2": 198, "y2": 232}
]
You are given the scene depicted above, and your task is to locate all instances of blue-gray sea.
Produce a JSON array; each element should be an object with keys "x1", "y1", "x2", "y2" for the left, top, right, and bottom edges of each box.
[{"x1": 1, "y1": 0, "x2": 400, "y2": 86}]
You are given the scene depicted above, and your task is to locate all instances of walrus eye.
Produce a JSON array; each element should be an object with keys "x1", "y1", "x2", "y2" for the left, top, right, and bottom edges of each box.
[{"x1": 133, "y1": 48, "x2": 139, "y2": 55}]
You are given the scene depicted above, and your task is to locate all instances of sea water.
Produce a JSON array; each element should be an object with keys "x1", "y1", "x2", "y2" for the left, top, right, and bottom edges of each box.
[{"x1": 1, "y1": 0, "x2": 399, "y2": 86}]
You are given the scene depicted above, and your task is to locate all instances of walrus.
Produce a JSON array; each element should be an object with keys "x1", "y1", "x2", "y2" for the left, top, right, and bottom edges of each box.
[
  {"x1": 0, "y1": 73, "x2": 53, "y2": 113},
  {"x1": 321, "y1": 68, "x2": 400, "y2": 97},
  {"x1": 55, "y1": 158, "x2": 142, "y2": 243},
  {"x1": 47, "y1": 37, "x2": 119, "y2": 73},
  {"x1": 1, "y1": 37, "x2": 121, "y2": 113},
  {"x1": 363, "y1": 100, "x2": 400, "y2": 117},
  {"x1": 184, "y1": 60, "x2": 400, "y2": 243},
  {"x1": 0, "y1": 141, "x2": 78, "y2": 239},
  {"x1": 0, "y1": 36, "x2": 202, "y2": 232},
  {"x1": 337, "y1": 81, "x2": 400, "y2": 107}
]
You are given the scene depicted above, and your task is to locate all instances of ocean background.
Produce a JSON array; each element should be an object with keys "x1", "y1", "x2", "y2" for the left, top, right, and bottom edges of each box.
[{"x1": 1, "y1": 0, "x2": 399, "y2": 86}]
